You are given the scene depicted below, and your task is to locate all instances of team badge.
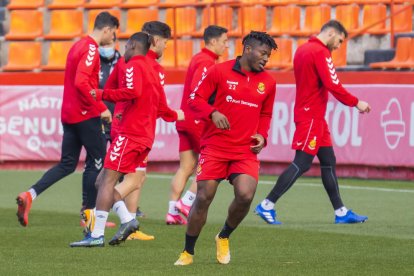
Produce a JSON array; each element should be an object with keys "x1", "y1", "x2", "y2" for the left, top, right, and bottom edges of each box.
[
  {"x1": 257, "y1": 82, "x2": 265, "y2": 94},
  {"x1": 308, "y1": 136, "x2": 317, "y2": 150}
]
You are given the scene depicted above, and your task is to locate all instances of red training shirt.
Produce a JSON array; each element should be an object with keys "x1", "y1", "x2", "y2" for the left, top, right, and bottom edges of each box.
[
  {"x1": 96, "y1": 55, "x2": 177, "y2": 149},
  {"x1": 188, "y1": 58, "x2": 276, "y2": 158},
  {"x1": 176, "y1": 48, "x2": 219, "y2": 132},
  {"x1": 61, "y1": 36, "x2": 107, "y2": 124},
  {"x1": 293, "y1": 36, "x2": 358, "y2": 123}
]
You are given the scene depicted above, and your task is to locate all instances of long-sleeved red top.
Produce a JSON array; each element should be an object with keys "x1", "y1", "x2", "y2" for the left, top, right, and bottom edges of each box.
[
  {"x1": 96, "y1": 55, "x2": 176, "y2": 149},
  {"x1": 176, "y1": 48, "x2": 219, "y2": 131},
  {"x1": 109, "y1": 52, "x2": 177, "y2": 138},
  {"x1": 61, "y1": 36, "x2": 107, "y2": 124},
  {"x1": 188, "y1": 58, "x2": 276, "y2": 157},
  {"x1": 293, "y1": 36, "x2": 358, "y2": 123}
]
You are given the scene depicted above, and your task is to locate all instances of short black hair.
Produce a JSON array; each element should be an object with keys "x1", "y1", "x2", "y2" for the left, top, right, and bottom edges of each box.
[
  {"x1": 203, "y1": 25, "x2": 228, "y2": 44},
  {"x1": 129, "y1": 32, "x2": 152, "y2": 53},
  {"x1": 242, "y1": 31, "x2": 278, "y2": 51},
  {"x1": 142, "y1": 21, "x2": 171, "y2": 39},
  {"x1": 321, "y1": 20, "x2": 348, "y2": 38},
  {"x1": 93, "y1": 11, "x2": 119, "y2": 30}
]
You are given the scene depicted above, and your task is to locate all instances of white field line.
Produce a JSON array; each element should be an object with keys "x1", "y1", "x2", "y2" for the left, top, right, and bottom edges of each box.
[{"x1": 146, "y1": 174, "x2": 414, "y2": 194}]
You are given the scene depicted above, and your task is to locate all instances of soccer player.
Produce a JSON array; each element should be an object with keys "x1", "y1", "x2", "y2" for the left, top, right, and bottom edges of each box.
[
  {"x1": 80, "y1": 34, "x2": 120, "y2": 231},
  {"x1": 254, "y1": 20, "x2": 371, "y2": 225},
  {"x1": 16, "y1": 12, "x2": 119, "y2": 227},
  {"x1": 174, "y1": 31, "x2": 278, "y2": 265},
  {"x1": 122, "y1": 21, "x2": 175, "y2": 235},
  {"x1": 167, "y1": 25, "x2": 229, "y2": 225},
  {"x1": 70, "y1": 32, "x2": 182, "y2": 247}
]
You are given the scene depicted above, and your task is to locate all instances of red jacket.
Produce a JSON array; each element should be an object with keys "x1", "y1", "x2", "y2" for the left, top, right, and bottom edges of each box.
[
  {"x1": 188, "y1": 58, "x2": 276, "y2": 157},
  {"x1": 176, "y1": 48, "x2": 219, "y2": 131},
  {"x1": 108, "y1": 53, "x2": 177, "y2": 139},
  {"x1": 96, "y1": 55, "x2": 176, "y2": 148},
  {"x1": 61, "y1": 36, "x2": 107, "y2": 124},
  {"x1": 293, "y1": 37, "x2": 358, "y2": 123}
]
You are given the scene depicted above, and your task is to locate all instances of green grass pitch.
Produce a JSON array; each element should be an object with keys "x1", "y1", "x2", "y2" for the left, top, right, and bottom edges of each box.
[{"x1": 0, "y1": 170, "x2": 413, "y2": 275}]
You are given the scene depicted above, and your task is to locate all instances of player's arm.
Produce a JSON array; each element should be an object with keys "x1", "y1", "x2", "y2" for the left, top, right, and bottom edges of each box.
[
  {"x1": 157, "y1": 89, "x2": 179, "y2": 122},
  {"x1": 315, "y1": 53, "x2": 371, "y2": 113},
  {"x1": 252, "y1": 81, "x2": 277, "y2": 153},
  {"x1": 315, "y1": 52, "x2": 359, "y2": 107},
  {"x1": 74, "y1": 47, "x2": 107, "y2": 113},
  {"x1": 94, "y1": 65, "x2": 143, "y2": 102},
  {"x1": 188, "y1": 65, "x2": 229, "y2": 129}
]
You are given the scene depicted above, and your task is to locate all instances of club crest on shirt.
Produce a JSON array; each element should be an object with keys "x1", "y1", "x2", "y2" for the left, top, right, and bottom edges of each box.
[
  {"x1": 257, "y1": 82, "x2": 265, "y2": 94},
  {"x1": 308, "y1": 136, "x2": 317, "y2": 150}
]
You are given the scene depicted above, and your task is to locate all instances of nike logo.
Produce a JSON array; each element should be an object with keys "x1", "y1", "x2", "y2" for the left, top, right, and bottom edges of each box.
[
  {"x1": 296, "y1": 142, "x2": 303, "y2": 146},
  {"x1": 194, "y1": 120, "x2": 200, "y2": 124},
  {"x1": 304, "y1": 108, "x2": 310, "y2": 111},
  {"x1": 81, "y1": 111, "x2": 87, "y2": 115}
]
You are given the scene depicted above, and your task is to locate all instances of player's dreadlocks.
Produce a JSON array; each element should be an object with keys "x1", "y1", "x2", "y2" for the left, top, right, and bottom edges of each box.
[{"x1": 242, "y1": 31, "x2": 278, "y2": 51}]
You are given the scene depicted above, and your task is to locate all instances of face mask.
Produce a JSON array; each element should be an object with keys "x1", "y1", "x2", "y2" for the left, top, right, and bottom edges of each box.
[{"x1": 99, "y1": 47, "x2": 115, "y2": 58}]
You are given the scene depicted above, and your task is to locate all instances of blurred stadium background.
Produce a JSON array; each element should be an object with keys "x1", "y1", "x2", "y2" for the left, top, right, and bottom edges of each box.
[{"x1": 0, "y1": 0, "x2": 413, "y2": 179}]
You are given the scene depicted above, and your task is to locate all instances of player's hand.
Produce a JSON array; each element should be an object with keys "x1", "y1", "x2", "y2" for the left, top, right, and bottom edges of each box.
[
  {"x1": 101, "y1": 109, "x2": 112, "y2": 123},
  {"x1": 211, "y1": 110, "x2": 230, "y2": 130},
  {"x1": 356, "y1": 100, "x2": 371, "y2": 113},
  {"x1": 115, "y1": 113, "x2": 122, "y2": 121},
  {"x1": 176, "y1": 109, "x2": 185, "y2": 121},
  {"x1": 250, "y1": 134, "x2": 265, "y2": 154},
  {"x1": 90, "y1": 89, "x2": 97, "y2": 100}
]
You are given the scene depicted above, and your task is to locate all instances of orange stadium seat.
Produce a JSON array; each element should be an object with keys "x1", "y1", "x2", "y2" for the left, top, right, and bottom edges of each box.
[
  {"x1": 370, "y1": 37, "x2": 412, "y2": 69},
  {"x1": 166, "y1": 7, "x2": 197, "y2": 36},
  {"x1": 389, "y1": 4, "x2": 412, "y2": 33},
  {"x1": 7, "y1": 0, "x2": 44, "y2": 9},
  {"x1": 361, "y1": 4, "x2": 387, "y2": 34},
  {"x1": 242, "y1": 6, "x2": 267, "y2": 34},
  {"x1": 41, "y1": 41, "x2": 74, "y2": 71},
  {"x1": 119, "y1": 9, "x2": 159, "y2": 39},
  {"x1": 83, "y1": 0, "x2": 123, "y2": 9},
  {"x1": 162, "y1": 0, "x2": 194, "y2": 3},
  {"x1": 2, "y1": 42, "x2": 42, "y2": 71},
  {"x1": 266, "y1": 38, "x2": 293, "y2": 69},
  {"x1": 193, "y1": 6, "x2": 242, "y2": 37},
  {"x1": 269, "y1": 5, "x2": 301, "y2": 36},
  {"x1": 332, "y1": 40, "x2": 347, "y2": 67},
  {"x1": 290, "y1": 5, "x2": 331, "y2": 36},
  {"x1": 120, "y1": 0, "x2": 159, "y2": 8},
  {"x1": 86, "y1": 9, "x2": 121, "y2": 34},
  {"x1": 48, "y1": 0, "x2": 86, "y2": 9},
  {"x1": 5, "y1": 10, "x2": 43, "y2": 40},
  {"x1": 161, "y1": 40, "x2": 194, "y2": 68},
  {"x1": 335, "y1": 4, "x2": 360, "y2": 34},
  {"x1": 44, "y1": 10, "x2": 83, "y2": 40}
]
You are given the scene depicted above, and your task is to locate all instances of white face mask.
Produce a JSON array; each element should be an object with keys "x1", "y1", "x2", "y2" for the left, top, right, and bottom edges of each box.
[{"x1": 99, "y1": 47, "x2": 115, "y2": 58}]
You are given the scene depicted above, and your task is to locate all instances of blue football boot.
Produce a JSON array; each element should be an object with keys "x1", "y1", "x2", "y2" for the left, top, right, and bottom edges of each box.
[
  {"x1": 70, "y1": 235, "x2": 104, "y2": 247},
  {"x1": 254, "y1": 204, "x2": 282, "y2": 225},
  {"x1": 335, "y1": 210, "x2": 368, "y2": 224}
]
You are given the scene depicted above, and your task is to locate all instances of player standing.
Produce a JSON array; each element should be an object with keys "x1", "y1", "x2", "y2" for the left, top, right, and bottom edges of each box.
[
  {"x1": 255, "y1": 20, "x2": 371, "y2": 225},
  {"x1": 167, "y1": 25, "x2": 229, "y2": 225},
  {"x1": 16, "y1": 12, "x2": 119, "y2": 227},
  {"x1": 174, "y1": 31, "x2": 277, "y2": 265}
]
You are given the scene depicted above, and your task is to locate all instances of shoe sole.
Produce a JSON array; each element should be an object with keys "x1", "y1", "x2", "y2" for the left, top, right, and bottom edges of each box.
[
  {"x1": 70, "y1": 243, "x2": 105, "y2": 248},
  {"x1": 16, "y1": 196, "x2": 28, "y2": 227},
  {"x1": 108, "y1": 225, "x2": 138, "y2": 246}
]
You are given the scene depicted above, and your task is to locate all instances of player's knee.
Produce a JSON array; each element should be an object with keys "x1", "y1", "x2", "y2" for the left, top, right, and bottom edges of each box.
[
  {"x1": 236, "y1": 192, "x2": 254, "y2": 206},
  {"x1": 320, "y1": 154, "x2": 336, "y2": 167},
  {"x1": 60, "y1": 162, "x2": 77, "y2": 175},
  {"x1": 294, "y1": 161, "x2": 312, "y2": 174}
]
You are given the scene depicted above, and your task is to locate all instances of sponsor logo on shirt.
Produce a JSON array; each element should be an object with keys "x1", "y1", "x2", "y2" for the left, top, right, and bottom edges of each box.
[
  {"x1": 308, "y1": 136, "x2": 317, "y2": 150},
  {"x1": 126, "y1": 67, "x2": 134, "y2": 89},
  {"x1": 85, "y1": 44, "x2": 96, "y2": 67},
  {"x1": 225, "y1": 95, "x2": 258, "y2": 108},
  {"x1": 326, "y1": 57, "x2": 339, "y2": 85},
  {"x1": 257, "y1": 82, "x2": 265, "y2": 94}
]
